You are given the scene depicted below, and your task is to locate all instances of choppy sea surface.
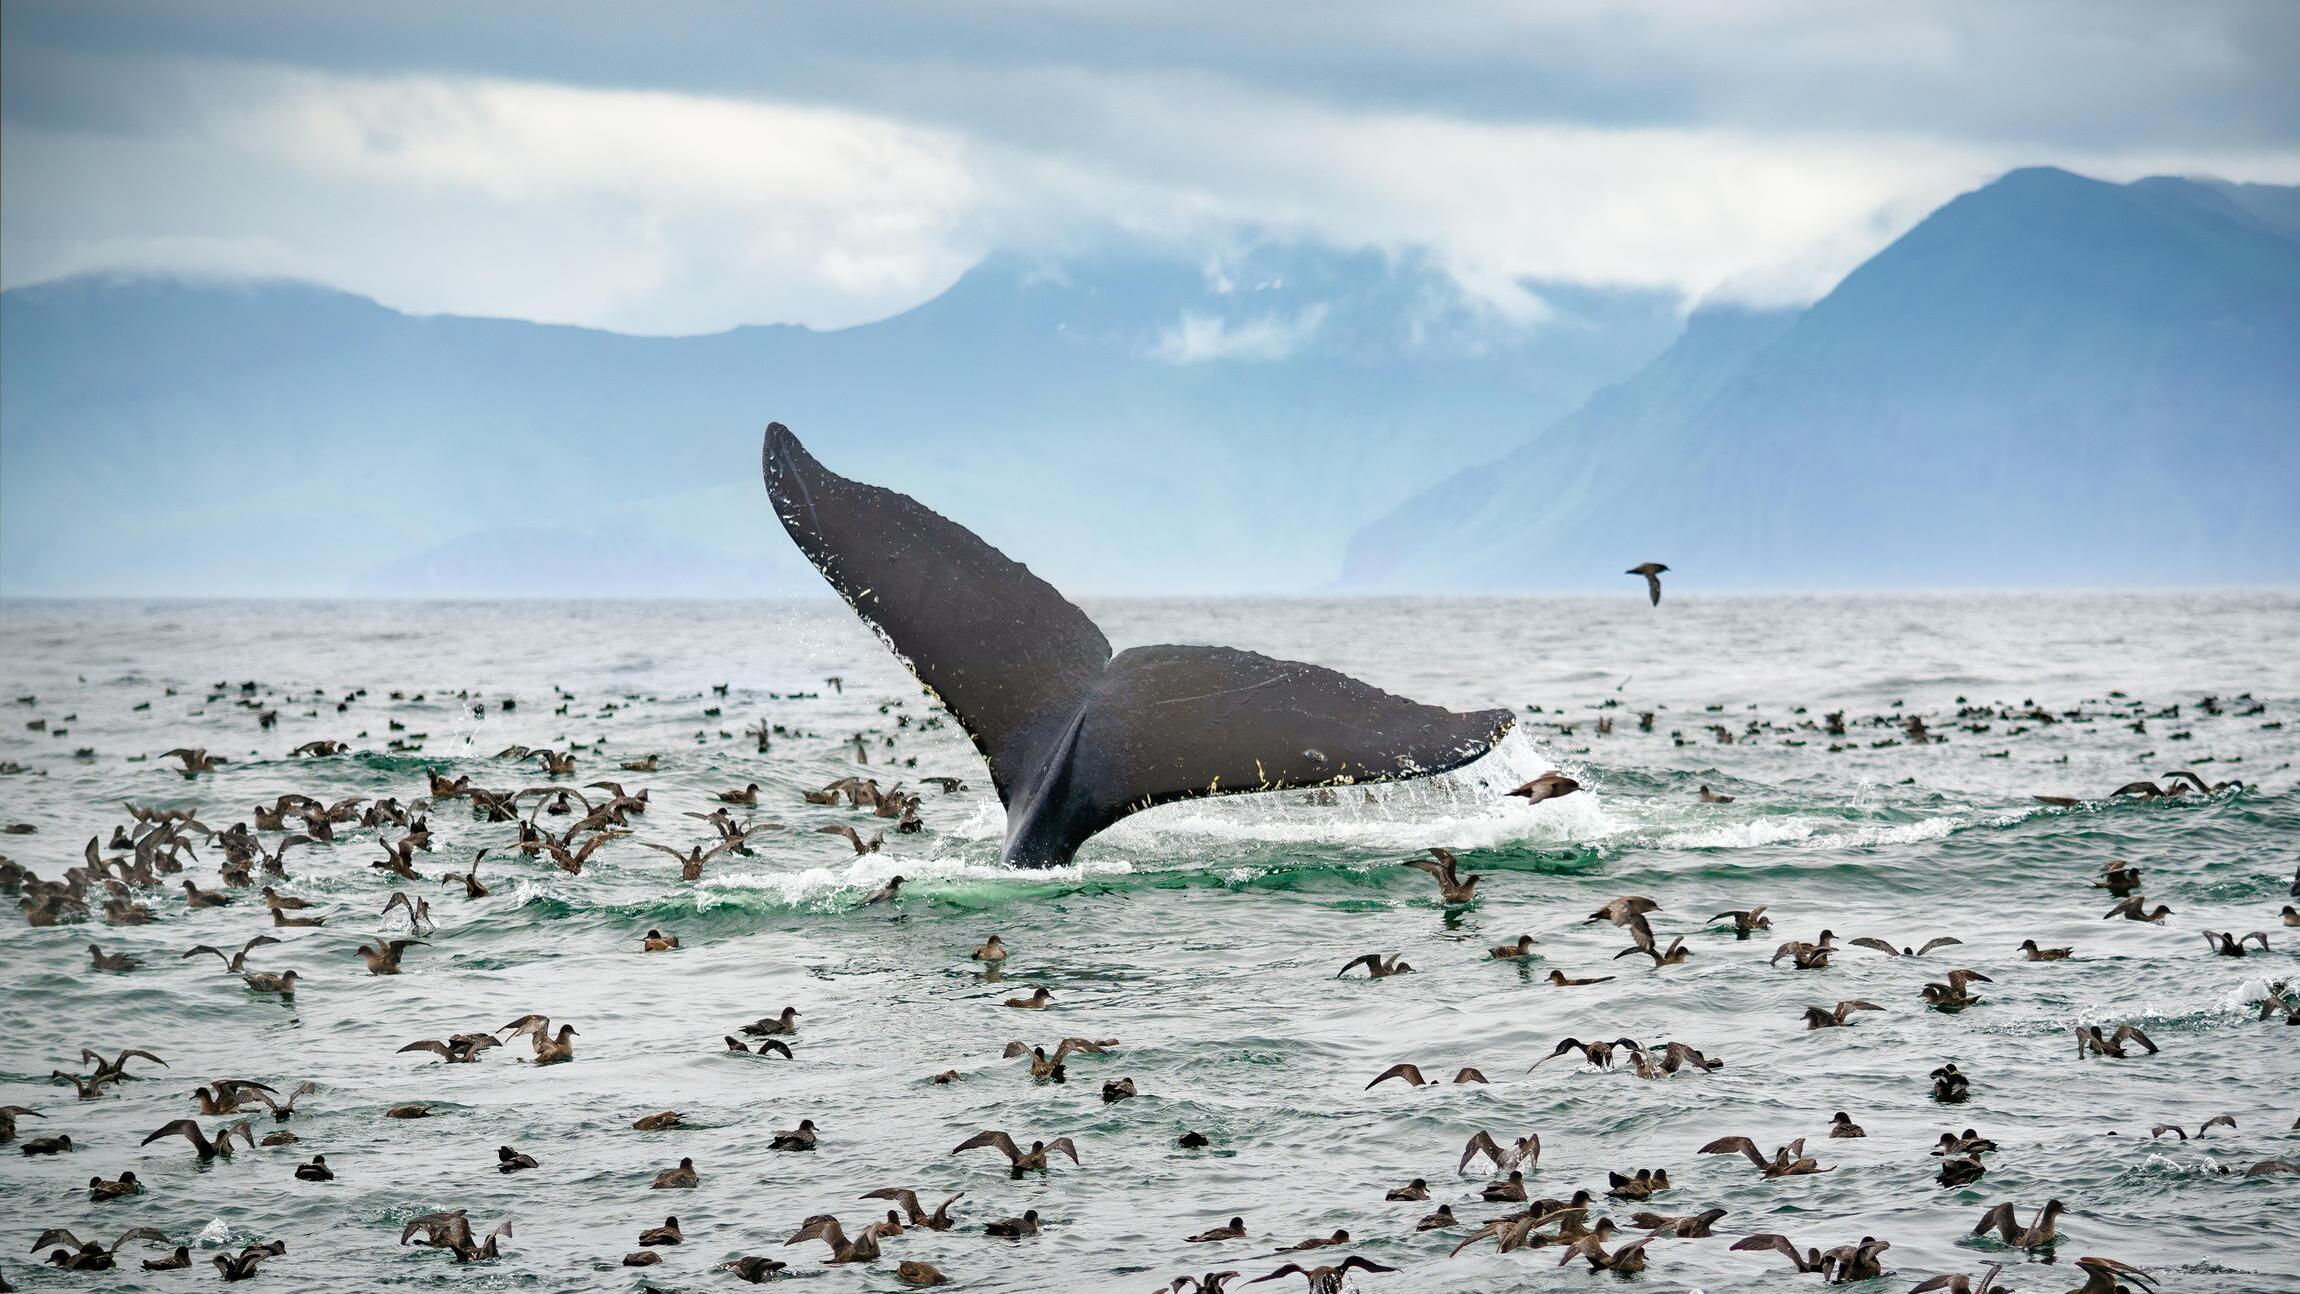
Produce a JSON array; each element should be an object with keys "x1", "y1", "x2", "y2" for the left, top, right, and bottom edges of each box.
[{"x1": 1, "y1": 593, "x2": 2295, "y2": 1293}]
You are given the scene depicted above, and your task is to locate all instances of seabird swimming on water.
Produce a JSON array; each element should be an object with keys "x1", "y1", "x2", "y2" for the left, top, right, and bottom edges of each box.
[
  {"x1": 1363, "y1": 1063, "x2": 1482, "y2": 1089},
  {"x1": 2060, "y1": 1256, "x2": 2154, "y2": 1294},
  {"x1": 862, "y1": 1187, "x2": 964, "y2": 1230},
  {"x1": 2149, "y1": 1114, "x2": 2236, "y2": 1140},
  {"x1": 1187, "y1": 1216, "x2": 1246, "y2": 1243},
  {"x1": 1335, "y1": 953, "x2": 1412, "y2": 978},
  {"x1": 2017, "y1": 938, "x2": 2074, "y2": 960},
  {"x1": 1401, "y1": 848, "x2": 1480, "y2": 902},
  {"x1": 1803, "y1": 1000, "x2": 1884, "y2": 1029},
  {"x1": 1923, "y1": 968, "x2": 1993, "y2": 1011},
  {"x1": 1629, "y1": 1207, "x2": 1727, "y2": 1238},
  {"x1": 142, "y1": 1117, "x2": 253, "y2": 1161},
  {"x1": 1931, "y1": 1063, "x2": 1970, "y2": 1102},
  {"x1": 87, "y1": 1170, "x2": 143, "y2": 1201},
  {"x1": 2074, "y1": 1023, "x2": 2156, "y2": 1059},
  {"x1": 400, "y1": 1034, "x2": 501, "y2": 1064},
  {"x1": 356, "y1": 938, "x2": 426, "y2": 974},
  {"x1": 784, "y1": 1214, "x2": 890, "y2": 1264},
  {"x1": 1828, "y1": 1111, "x2": 1866, "y2": 1138},
  {"x1": 1486, "y1": 934, "x2": 1537, "y2": 959},
  {"x1": 651, "y1": 1157, "x2": 698, "y2": 1188},
  {"x1": 1547, "y1": 969, "x2": 1615, "y2": 986},
  {"x1": 2202, "y1": 929, "x2": 2270, "y2": 957},
  {"x1": 1700, "y1": 1135, "x2": 1831, "y2": 1178},
  {"x1": 184, "y1": 933, "x2": 280, "y2": 974},
  {"x1": 720, "y1": 1255, "x2": 792, "y2": 1282},
  {"x1": 742, "y1": 1006, "x2": 802, "y2": 1036},
  {"x1": 532, "y1": 1024, "x2": 578, "y2": 1064},
  {"x1": 951, "y1": 1129, "x2": 1079, "y2": 1175},
  {"x1": 1770, "y1": 930, "x2": 1837, "y2": 969},
  {"x1": 1970, "y1": 1198, "x2": 2064, "y2": 1249},
  {"x1": 1459, "y1": 1131, "x2": 1539, "y2": 1174},
  {"x1": 88, "y1": 944, "x2": 140, "y2": 971},
  {"x1": 1849, "y1": 934, "x2": 1962, "y2": 957},
  {"x1": 1003, "y1": 986, "x2": 1053, "y2": 1009},
  {"x1": 1247, "y1": 1256, "x2": 1397, "y2": 1291}
]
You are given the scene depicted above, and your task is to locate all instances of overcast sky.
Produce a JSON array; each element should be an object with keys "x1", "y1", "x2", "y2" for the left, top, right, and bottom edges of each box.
[{"x1": 5, "y1": 0, "x2": 2296, "y2": 334}]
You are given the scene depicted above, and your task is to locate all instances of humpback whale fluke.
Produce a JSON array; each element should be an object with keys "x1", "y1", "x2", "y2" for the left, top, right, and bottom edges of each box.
[{"x1": 761, "y1": 423, "x2": 1514, "y2": 868}]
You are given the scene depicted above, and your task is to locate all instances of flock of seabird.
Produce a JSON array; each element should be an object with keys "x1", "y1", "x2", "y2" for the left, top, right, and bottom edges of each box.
[{"x1": 1, "y1": 648, "x2": 2291, "y2": 1291}]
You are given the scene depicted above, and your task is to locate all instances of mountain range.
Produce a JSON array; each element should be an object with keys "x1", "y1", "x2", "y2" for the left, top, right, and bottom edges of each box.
[
  {"x1": 0, "y1": 246, "x2": 1679, "y2": 596},
  {"x1": 3, "y1": 167, "x2": 2294, "y2": 597},
  {"x1": 1342, "y1": 168, "x2": 2300, "y2": 590}
]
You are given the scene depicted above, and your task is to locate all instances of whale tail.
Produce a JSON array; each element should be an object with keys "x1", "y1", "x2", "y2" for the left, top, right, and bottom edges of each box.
[{"x1": 761, "y1": 423, "x2": 1513, "y2": 867}]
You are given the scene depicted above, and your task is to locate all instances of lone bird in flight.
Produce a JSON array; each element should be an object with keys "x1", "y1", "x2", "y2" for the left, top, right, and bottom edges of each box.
[{"x1": 1626, "y1": 562, "x2": 1669, "y2": 606}]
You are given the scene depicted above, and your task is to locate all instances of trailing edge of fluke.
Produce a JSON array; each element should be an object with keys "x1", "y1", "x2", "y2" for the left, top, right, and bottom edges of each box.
[{"x1": 759, "y1": 423, "x2": 1515, "y2": 868}]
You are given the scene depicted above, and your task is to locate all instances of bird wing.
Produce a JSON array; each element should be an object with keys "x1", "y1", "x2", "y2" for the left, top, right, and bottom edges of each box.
[
  {"x1": 1848, "y1": 936, "x2": 1900, "y2": 955},
  {"x1": 1972, "y1": 1203, "x2": 2016, "y2": 1239},
  {"x1": 1699, "y1": 1135, "x2": 1766, "y2": 1167},
  {"x1": 1046, "y1": 1136, "x2": 1081, "y2": 1164},
  {"x1": 1916, "y1": 935, "x2": 1963, "y2": 955},
  {"x1": 1366, "y1": 1063, "x2": 1424, "y2": 1089},
  {"x1": 1729, "y1": 1234, "x2": 1800, "y2": 1260},
  {"x1": 1336, "y1": 954, "x2": 1380, "y2": 978},
  {"x1": 861, "y1": 1187, "x2": 922, "y2": 1217},
  {"x1": 1399, "y1": 858, "x2": 1446, "y2": 881},
  {"x1": 951, "y1": 1130, "x2": 1020, "y2": 1161},
  {"x1": 140, "y1": 1119, "x2": 199, "y2": 1146},
  {"x1": 1626, "y1": 912, "x2": 1657, "y2": 952},
  {"x1": 1458, "y1": 1130, "x2": 1499, "y2": 1173}
]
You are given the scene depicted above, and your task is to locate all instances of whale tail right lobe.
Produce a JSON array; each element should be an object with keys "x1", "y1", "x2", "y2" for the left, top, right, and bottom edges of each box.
[{"x1": 762, "y1": 423, "x2": 1512, "y2": 866}]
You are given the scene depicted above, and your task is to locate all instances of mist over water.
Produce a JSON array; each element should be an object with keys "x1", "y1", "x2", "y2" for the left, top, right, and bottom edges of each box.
[{"x1": 1, "y1": 593, "x2": 2295, "y2": 1291}]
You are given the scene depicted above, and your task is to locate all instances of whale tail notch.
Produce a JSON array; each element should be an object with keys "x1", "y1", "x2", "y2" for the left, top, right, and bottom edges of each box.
[{"x1": 762, "y1": 423, "x2": 1514, "y2": 867}]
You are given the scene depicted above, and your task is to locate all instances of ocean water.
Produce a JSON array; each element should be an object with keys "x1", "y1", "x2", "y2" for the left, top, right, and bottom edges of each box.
[{"x1": 1, "y1": 593, "x2": 2295, "y2": 1293}]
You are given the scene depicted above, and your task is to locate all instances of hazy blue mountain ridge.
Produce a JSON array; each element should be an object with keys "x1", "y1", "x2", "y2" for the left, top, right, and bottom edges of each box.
[
  {"x1": 1340, "y1": 168, "x2": 2300, "y2": 590},
  {"x1": 0, "y1": 244, "x2": 1682, "y2": 596}
]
